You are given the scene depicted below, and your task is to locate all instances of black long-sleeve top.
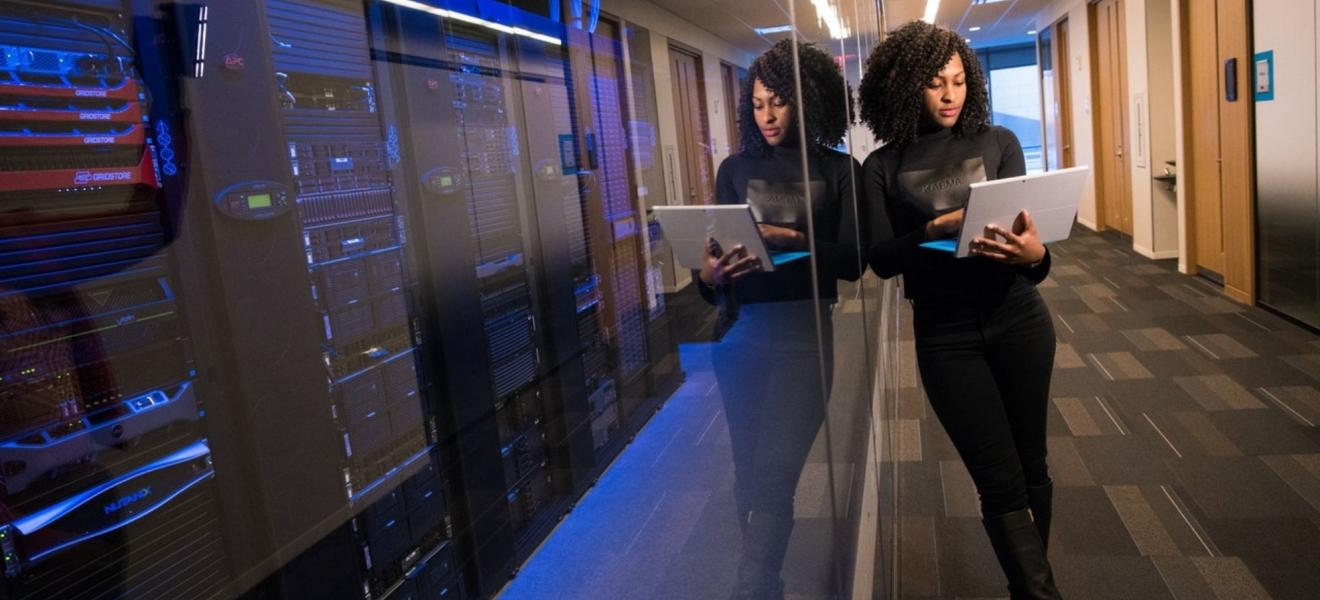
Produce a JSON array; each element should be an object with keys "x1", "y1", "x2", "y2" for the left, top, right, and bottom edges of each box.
[
  {"x1": 863, "y1": 125, "x2": 1050, "y2": 302},
  {"x1": 696, "y1": 142, "x2": 863, "y2": 305}
]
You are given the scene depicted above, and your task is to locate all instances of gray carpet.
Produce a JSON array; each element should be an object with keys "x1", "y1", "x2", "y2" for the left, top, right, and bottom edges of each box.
[
  {"x1": 501, "y1": 225, "x2": 1320, "y2": 599},
  {"x1": 889, "y1": 227, "x2": 1320, "y2": 600}
]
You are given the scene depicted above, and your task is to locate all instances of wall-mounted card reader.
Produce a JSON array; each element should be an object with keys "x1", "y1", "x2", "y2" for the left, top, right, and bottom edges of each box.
[{"x1": 1224, "y1": 57, "x2": 1238, "y2": 102}]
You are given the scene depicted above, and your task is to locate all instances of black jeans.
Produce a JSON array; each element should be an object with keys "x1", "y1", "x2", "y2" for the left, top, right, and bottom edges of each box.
[
  {"x1": 714, "y1": 299, "x2": 833, "y2": 520},
  {"x1": 913, "y1": 279, "x2": 1055, "y2": 517}
]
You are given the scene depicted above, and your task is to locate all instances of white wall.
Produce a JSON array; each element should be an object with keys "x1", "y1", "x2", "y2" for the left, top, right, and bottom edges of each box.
[
  {"x1": 1146, "y1": 0, "x2": 1179, "y2": 258},
  {"x1": 1037, "y1": 0, "x2": 1098, "y2": 230}
]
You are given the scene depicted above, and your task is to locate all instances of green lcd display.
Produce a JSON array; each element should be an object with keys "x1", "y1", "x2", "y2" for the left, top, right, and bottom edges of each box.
[
  {"x1": 247, "y1": 193, "x2": 272, "y2": 209},
  {"x1": 439, "y1": 176, "x2": 453, "y2": 187}
]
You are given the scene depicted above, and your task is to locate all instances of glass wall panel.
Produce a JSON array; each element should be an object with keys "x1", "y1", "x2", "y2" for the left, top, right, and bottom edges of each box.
[{"x1": 0, "y1": 0, "x2": 892, "y2": 598}]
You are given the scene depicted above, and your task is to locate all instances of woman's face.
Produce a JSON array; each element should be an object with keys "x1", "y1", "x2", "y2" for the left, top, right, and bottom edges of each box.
[
  {"x1": 752, "y1": 79, "x2": 793, "y2": 146},
  {"x1": 923, "y1": 52, "x2": 966, "y2": 129}
]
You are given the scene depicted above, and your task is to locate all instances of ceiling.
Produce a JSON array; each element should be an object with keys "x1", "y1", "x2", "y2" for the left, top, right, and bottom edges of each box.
[{"x1": 641, "y1": 0, "x2": 1051, "y2": 59}]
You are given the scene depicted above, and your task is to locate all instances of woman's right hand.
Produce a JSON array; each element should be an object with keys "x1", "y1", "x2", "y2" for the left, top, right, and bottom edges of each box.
[
  {"x1": 699, "y1": 237, "x2": 762, "y2": 286},
  {"x1": 925, "y1": 208, "x2": 965, "y2": 240}
]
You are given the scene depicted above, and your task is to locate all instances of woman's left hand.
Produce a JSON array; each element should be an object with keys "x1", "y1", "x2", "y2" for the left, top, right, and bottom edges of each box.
[
  {"x1": 758, "y1": 224, "x2": 806, "y2": 250},
  {"x1": 969, "y1": 210, "x2": 1046, "y2": 266}
]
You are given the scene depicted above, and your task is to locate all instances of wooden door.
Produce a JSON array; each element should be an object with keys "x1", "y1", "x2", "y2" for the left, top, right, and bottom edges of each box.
[
  {"x1": 1185, "y1": 0, "x2": 1226, "y2": 275},
  {"x1": 1215, "y1": 0, "x2": 1255, "y2": 299},
  {"x1": 1057, "y1": 18, "x2": 1075, "y2": 168},
  {"x1": 1091, "y1": 0, "x2": 1133, "y2": 234},
  {"x1": 668, "y1": 46, "x2": 714, "y2": 205}
]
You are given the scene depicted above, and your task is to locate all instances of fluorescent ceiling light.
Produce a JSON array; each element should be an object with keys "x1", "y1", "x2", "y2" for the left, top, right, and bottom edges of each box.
[
  {"x1": 922, "y1": 0, "x2": 940, "y2": 24},
  {"x1": 382, "y1": 0, "x2": 562, "y2": 45},
  {"x1": 969, "y1": 26, "x2": 981, "y2": 32},
  {"x1": 1027, "y1": 30, "x2": 1037, "y2": 35},
  {"x1": 755, "y1": 25, "x2": 794, "y2": 35},
  {"x1": 810, "y1": 0, "x2": 851, "y2": 40}
]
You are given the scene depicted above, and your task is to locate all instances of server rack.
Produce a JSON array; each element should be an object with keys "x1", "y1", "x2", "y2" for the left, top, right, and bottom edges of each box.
[
  {"x1": 369, "y1": 8, "x2": 573, "y2": 592},
  {"x1": 370, "y1": 1, "x2": 684, "y2": 594},
  {"x1": 0, "y1": 0, "x2": 682, "y2": 597},
  {"x1": 0, "y1": 1, "x2": 229, "y2": 598},
  {"x1": 171, "y1": 0, "x2": 458, "y2": 597}
]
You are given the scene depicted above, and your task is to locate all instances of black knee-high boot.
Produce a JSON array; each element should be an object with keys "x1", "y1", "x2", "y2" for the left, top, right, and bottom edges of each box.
[
  {"x1": 983, "y1": 508, "x2": 1062, "y2": 599},
  {"x1": 732, "y1": 511, "x2": 793, "y2": 600},
  {"x1": 1027, "y1": 480, "x2": 1054, "y2": 552}
]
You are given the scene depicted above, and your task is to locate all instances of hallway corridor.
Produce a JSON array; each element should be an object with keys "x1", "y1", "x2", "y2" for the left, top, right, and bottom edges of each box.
[{"x1": 893, "y1": 227, "x2": 1320, "y2": 600}]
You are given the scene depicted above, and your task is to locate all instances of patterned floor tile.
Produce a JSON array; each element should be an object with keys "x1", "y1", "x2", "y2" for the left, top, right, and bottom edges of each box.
[
  {"x1": 1122, "y1": 327, "x2": 1189, "y2": 351},
  {"x1": 1173, "y1": 374, "x2": 1266, "y2": 411}
]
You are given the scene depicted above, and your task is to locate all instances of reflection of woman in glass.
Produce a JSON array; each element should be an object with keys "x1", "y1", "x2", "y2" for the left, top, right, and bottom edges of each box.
[
  {"x1": 695, "y1": 39, "x2": 860, "y2": 599},
  {"x1": 859, "y1": 21, "x2": 1060, "y2": 599}
]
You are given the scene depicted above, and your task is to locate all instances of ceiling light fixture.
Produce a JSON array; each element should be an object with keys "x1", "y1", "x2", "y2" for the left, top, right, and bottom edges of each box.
[
  {"x1": 754, "y1": 25, "x2": 794, "y2": 35},
  {"x1": 1027, "y1": 30, "x2": 1037, "y2": 35},
  {"x1": 810, "y1": 0, "x2": 851, "y2": 40},
  {"x1": 969, "y1": 26, "x2": 981, "y2": 32},
  {"x1": 382, "y1": 0, "x2": 562, "y2": 46},
  {"x1": 922, "y1": 0, "x2": 940, "y2": 24}
]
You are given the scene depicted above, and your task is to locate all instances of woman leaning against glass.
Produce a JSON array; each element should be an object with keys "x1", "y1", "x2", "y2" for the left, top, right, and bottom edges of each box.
[
  {"x1": 859, "y1": 20, "x2": 1062, "y2": 600},
  {"x1": 694, "y1": 39, "x2": 861, "y2": 599}
]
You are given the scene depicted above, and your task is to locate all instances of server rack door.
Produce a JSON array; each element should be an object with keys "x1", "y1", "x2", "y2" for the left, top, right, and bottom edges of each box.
[
  {"x1": 506, "y1": 37, "x2": 598, "y2": 500},
  {"x1": 370, "y1": 7, "x2": 545, "y2": 593},
  {"x1": 564, "y1": 21, "x2": 655, "y2": 447},
  {"x1": 0, "y1": 1, "x2": 230, "y2": 597},
  {"x1": 166, "y1": 0, "x2": 450, "y2": 596}
]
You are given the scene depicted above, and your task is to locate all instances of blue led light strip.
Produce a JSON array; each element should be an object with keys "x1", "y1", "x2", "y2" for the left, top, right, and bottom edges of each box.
[
  {"x1": 12, "y1": 439, "x2": 210, "y2": 535},
  {"x1": 381, "y1": 0, "x2": 562, "y2": 46},
  {"x1": 27, "y1": 470, "x2": 214, "y2": 564}
]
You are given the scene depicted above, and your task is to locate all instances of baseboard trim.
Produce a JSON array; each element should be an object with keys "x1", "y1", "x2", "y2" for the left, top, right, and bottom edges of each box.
[{"x1": 1133, "y1": 245, "x2": 1179, "y2": 260}]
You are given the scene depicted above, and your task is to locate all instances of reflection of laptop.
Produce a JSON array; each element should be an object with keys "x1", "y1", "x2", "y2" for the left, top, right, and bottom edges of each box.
[
  {"x1": 652, "y1": 205, "x2": 810, "y2": 272},
  {"x1": 919, "y1": 166, "x2": 1090, "y2": 258}
]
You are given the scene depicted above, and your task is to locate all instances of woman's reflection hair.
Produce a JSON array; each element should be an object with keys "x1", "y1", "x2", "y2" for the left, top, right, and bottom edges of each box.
[
  {"x1": 737, "y1": 39, "x2": 851, "y2": 156},
  {"x1": 858, "y1": 20, "x2": 989, "y2": 147}
]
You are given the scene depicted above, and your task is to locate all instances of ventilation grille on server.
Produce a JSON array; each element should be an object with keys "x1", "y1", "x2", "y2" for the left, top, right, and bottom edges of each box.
[
  {"x1": 265, "y1": 0, "x2": 429, "y2": 509},
  {"x1": 446, "y1": 25, "x2": 540, "y2": 400},
  {"x1": 267, "y1": 0, "x2": 373, "y2": 80},
  {"x1": 589, "y1": 53, "x2": 649, "y2": 380}
]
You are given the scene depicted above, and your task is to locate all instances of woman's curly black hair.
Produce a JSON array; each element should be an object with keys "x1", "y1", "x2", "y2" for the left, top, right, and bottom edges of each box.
[
  {"x1": 858, "y1": 20, "x2": 990, "y2": 148},
  {"x1": 738, "y1": 39, "x2": 851, "y2": 156}
]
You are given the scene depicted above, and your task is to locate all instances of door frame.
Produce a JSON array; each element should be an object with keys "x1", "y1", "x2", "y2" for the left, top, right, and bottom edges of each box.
[
  {"x1": 667, "y1": 43, "x2": 714, "y2": 206},
  {"x1": 1038, "y1": 16, "x2": 1076, "y2": 171},
  {"x1": 1089, "y1": 0, "x2": 1133, "y2": 235}
]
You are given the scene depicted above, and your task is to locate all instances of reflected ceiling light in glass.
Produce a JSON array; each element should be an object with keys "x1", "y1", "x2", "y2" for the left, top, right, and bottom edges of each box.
[
  {"x1": 811, "y1": 0, "x2": 851, "y2": 40},
  {"x1": 382, "y1": 0, "x2": 563, "y2": 45},
  {"x1": 754, "y1": 25, "x2": 795, "y2": 35},
  {"x1": 922, "y1": 0, "x2": 940, "y2": 24}
]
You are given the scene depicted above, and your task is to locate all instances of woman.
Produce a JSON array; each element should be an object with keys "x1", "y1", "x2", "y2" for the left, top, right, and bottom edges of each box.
[
  {"x1": 695, "y1": 39, "x2": 861, "y2": 599},
  {"x1": 858, "y1": 21, "x2": 1061, "y2": 599}
]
